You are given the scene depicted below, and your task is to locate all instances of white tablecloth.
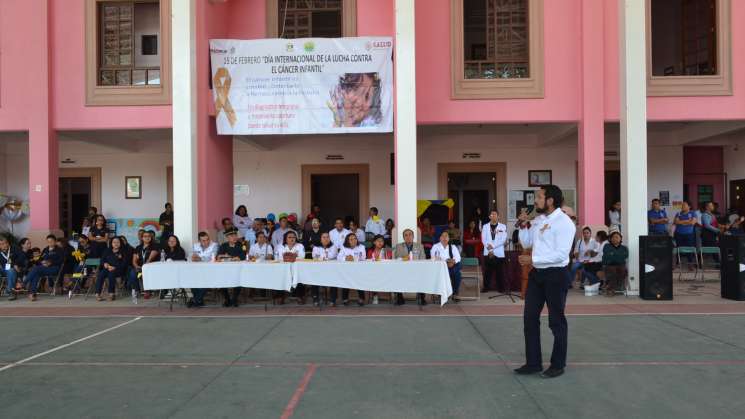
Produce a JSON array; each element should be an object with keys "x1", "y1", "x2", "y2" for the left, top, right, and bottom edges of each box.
[
  {"x1": 142, "y1": 261, "x2": 293, "y2": 291},
  {"x1": 292, "y1": 260, "x2": 453, "y2": 306}
]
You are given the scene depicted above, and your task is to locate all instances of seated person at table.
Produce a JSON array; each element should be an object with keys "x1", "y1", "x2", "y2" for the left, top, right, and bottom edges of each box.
[
  {"x1": 189, "y1": 231, "x2": 219, "y2": 308},
  {"x1": 349, "y1": 220, "x2": 366, "y2": 245},
  {"x1": 271, "y1": 216, "x2": 294, "y2": 250},
  {"x1": 393, "y1": 229, "x2": 427, "y2": 305},
  {"x1": 217, "y1": 217, "x2": 242, "y2": 244},
  {"x1": 329, "y1": 218, "x2": 350, "y2": 251},
  {"x1": 430, "y1": 231, "x2": 462, "y2": 302},
  {"x1": 275, "y1": 230, "x2": 306, "y2": 305},
  {"x1": 163, "y1": 235, "x2": 187, "y2": 261},
  {"x1": 367, "y1": 235, "x2": 392, "y2": 305},
  {"x1": 217, "y1": 228, "x2": 246, "y2": 307},
  {"x1": 0, "y1": 235, "x2": 26, "y2": 301},
  {"x1": 88, "y1": 215, "x2": 110, "y2": 255},
  {"x1": 365, "y1": 207, "x2": 386, "y2": 237},
  {"x1": 248, "y1": 231, "x2": 274, "y2": 261},
  {"x1": 95, "y1": 237, "x2": 128, "y2": 302},
  {"x1": 303, "y1": 218, "x2": 324, "y2": 253},
  {"x1": 128, "y1": 230, "x2": 160, "y2": 299},
  {"x1": 312, "y1": 232, "x2": 338, "y2": 307},
  {"x1": 337, "y1": 233, "x2": 367, "y2": 307},
  {"x1": 26, "y1": 234, "x2": 64, "y2": 301}
]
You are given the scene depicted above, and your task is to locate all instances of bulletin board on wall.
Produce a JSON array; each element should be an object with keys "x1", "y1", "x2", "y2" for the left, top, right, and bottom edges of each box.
[
  {"x1": 508, "y1": 188, "x2": 577, "y2": 221},
  {"x1": 508, "y1": 190, "x2": 536, "y2": 221}
]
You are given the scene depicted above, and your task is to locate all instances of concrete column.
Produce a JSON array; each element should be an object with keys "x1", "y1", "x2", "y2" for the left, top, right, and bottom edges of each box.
[
  {"x1": 28, "y1": 0, "x2": 59, "y2": 237},
  {"x1": 196, "y1": 1, "x2": 233, "y2": 234},
  {"x1": 578, "y1": 0, "x2": 605, "y2": 226},
  {"x1": 618, "y1": 0, "x2": 648, "y2": 295},
  {"x1": 394, "y1": 0, "x2": 418, "y2": 241},
  {"x1": 172, "y1": 0, "x2": 198, "y2": 248}
]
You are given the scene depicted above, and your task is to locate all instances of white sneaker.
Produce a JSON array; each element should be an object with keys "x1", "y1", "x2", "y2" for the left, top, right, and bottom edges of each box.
[
  {"x1": 131, "y1": 289, "x2": 138, "y2": 304},
  {"x1": 372, "y1": 295, "x2": 379, "y2": 305}
]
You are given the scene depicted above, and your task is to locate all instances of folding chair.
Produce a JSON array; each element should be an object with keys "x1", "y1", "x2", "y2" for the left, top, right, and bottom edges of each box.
[
  {"x1": 698, "y1": 247, "x2": 721, "y2": 282},
  {"x1": 458, "y1": 257, "x2": 481, "y2": 301},
  {"x1": 70, "y1": 258, "x2": 100, "y2": 299},
  {"x1": 43, "y1": 266, "x2": 65, "y2": 297},
  {"x1": 675, "y1": 247, "x2": 699, "y2": 282}
]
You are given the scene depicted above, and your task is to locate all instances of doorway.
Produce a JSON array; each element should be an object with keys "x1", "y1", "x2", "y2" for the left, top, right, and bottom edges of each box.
[
  {"x1": 604, "y1": 161, "x2": 621, "y2": 225},
  {"x1": 58, "y1": 168, "x2": 102, "y2": 237},
  {"x1": 447, "y1": 172, "x2": 496, "y2": 231},
  {"x1": 59, "y1": 178, "x2": 91, "y2": 237},
  {"x1": 311, "y1": 174, "x2": 359, "y2": 224},
  {"x1": 437, "y1": 163, "x2": 507, "y2": 230},
  {"x1": 302, "y1": 164, "x2": 369, "y2": 227}
]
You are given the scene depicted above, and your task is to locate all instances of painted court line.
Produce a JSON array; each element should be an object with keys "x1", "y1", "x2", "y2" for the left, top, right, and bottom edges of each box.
[
  {"x1": 280, "y1": 363, "x2": 317, "y2": 419},
  {"x1": 2, "y1": 312, "x2": 745, "y2": 318},
  {"x1": 0, "y1": 316, "x2": 142, "y2": 373},
  {"x1": 18, "y1": 359, "x2": 745, "y2": 368}
]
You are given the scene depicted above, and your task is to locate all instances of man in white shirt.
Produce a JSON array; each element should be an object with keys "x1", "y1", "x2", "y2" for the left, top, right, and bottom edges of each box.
[
  {"x1": 188, "y1": 231, "x2": 219, "y2": 308},
  {"x1": 480, "y1": 210, "x2": 507, "y2": 292},
  {"x1": 271, "y1": 216, "x2": 294, "y2": 249},
  {"x1": 329, "y1": 218, "x2": 350, "y2": 251},
  {"x1": 516, "y1": 185, "x2": 575, "y2": 379},
  {"x1": 430, "y1": 231, "x2": 462, "y2": 300},
  {"x1": 364, "y1": 207, "x2": 386, "y2": 236}
]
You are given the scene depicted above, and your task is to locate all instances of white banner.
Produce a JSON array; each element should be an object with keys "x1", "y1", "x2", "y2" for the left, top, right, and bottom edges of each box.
[{"x1": 209, "y1": 37, "x2": 394, "y2": 135}]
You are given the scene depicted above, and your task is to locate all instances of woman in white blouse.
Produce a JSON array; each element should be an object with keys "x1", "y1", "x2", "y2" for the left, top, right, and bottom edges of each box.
[
  {"x1": 273, "y1": 231, "x2": 305, "y2": 305},
  {"x1": 233, "y1": 205, "x2": 253, "y2": 242},
  {"x1": 430, "y1": 231, "x2": 462, "y2": 301},
  {"x1": 337, "y1": 233, "x2": 367, "y2": 306},
  {"x1": 349, "y1": 220, "x2": 367, "y2": 246},
  {"x1": 311, "y1": 232, "x2": 338, "y2": 306},
  {"x1": 248, "y1": 231, "x2": 274, "y2": 261}
]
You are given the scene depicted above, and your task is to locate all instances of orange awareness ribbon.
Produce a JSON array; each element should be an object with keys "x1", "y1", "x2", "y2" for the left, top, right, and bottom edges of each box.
[{"x1": 213, "y1": 67, "x2": 237, "y2": 127}]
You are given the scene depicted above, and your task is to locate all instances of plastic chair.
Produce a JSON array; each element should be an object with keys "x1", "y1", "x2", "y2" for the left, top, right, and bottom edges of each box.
[
  {"x1": 458, "y1": 257, "x2": 481, "y2": 301},
  {"x1": 675, "y1": 247, "x2": 699, "y2": 282},
  {"x1": 698, "y1": 247, "x2": 721, "y2": 281}
]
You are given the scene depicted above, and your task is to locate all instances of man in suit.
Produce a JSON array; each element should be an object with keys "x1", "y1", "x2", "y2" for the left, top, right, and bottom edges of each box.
[
  {"x1": 393, "y1": 228, "x2": 427, "y2": 305},
  {"x1": 481, "y1": 209, "x2": 508, "y2": 292}
]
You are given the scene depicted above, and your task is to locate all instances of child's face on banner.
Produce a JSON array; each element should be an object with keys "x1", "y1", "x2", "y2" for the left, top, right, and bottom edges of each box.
[{"x1": 343, "y1": 74, "x2": 374, "y2": 126}]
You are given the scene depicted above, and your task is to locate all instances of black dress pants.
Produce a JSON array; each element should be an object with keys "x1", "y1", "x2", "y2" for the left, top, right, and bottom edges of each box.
[{"x1": 523, "y1": 266, "x2": 570, "y2": 370}]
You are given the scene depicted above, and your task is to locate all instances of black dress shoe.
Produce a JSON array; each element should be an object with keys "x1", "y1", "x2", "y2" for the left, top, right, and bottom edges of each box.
[
  {"x1": 514, "y1": 365, "x2": 543, "y2": 375},
  {"x1": 540, "y1": 367, "x2": 565, "y2": 379}
]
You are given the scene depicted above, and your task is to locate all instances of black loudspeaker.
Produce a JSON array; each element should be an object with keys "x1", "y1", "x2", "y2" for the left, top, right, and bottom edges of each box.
[
  {"x1": 639, "y1": 235, "x2": 673, "y2": 300},
  {"x1": 720, "y1": 236, "x2": 745, "y2": 301}
]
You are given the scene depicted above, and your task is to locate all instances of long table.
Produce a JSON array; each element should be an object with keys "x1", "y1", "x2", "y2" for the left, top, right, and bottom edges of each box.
[
  {"x1": 293, "y1": 260, "x2": 453, "y2": 305},
  {"x1": 143, "y1": 261, "x2": 294, "y2": 292},
  {"x1": 142, "y1": 260, "x2": 453, "y2": 306}
]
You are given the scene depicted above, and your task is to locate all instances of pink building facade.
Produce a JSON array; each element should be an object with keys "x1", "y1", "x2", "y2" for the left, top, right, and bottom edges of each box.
[{"x1": 2, "y1": 0, "x2": 745, "y2": 291}]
